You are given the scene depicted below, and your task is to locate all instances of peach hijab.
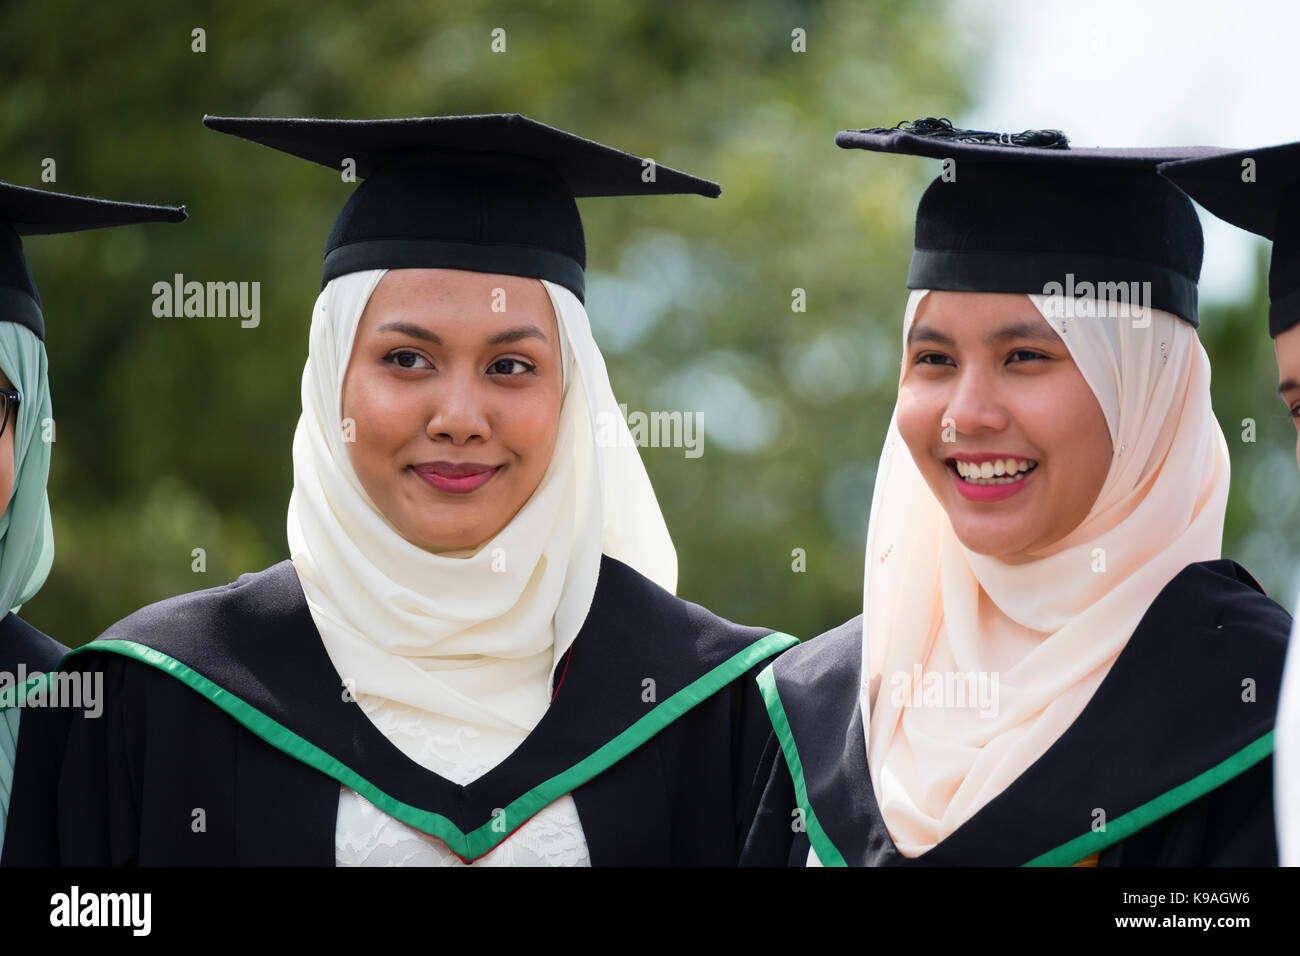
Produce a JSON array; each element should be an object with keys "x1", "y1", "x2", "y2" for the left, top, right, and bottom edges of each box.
[{"x1": 855, "y1": 290, "x2": 1230, "y2": 858}]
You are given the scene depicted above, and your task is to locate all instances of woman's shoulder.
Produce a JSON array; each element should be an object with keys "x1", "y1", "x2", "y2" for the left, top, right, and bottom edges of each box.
[
  {"x1": 765, "y1": 615, "x2": 863, "y2": 695},
  {"x1": 70, "y1": 560, "x2": 307, "y2": 672},
  {"x1": 103, "y1": 560, "x2": 302, "y2": 631},
  {"x1": 592, "y1": 554, "x2": 797, "y2": 667},
  {"x1": 750, "y1": 616, "x2": 865, "y2": 768},
  {"x1": 52, "y1": 561, "x2": 325, "y2": 737},
  {"x1": 1160, "y1": 559, "x2": 1292, "y2": 660},
  {"x1": 0, "y1": 612, "x2": 69, "y2": 673}
]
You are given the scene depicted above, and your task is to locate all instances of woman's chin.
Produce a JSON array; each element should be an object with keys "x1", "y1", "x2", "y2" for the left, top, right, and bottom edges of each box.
[
  {"x1": 416, "y1": 532, "x2": 491, "y2": 555},
  {"x1": 925, "y1": 477, "x2": 1040, "y2": 559},
  {"x1": 947, "y1": 518, "x2": 1036, "y2": 560},
  {"x1": 382, "y1": 483, "x2": 539, "y2": 556},
  {"x1": 389, "y1": 515, "x2": 496, "y2": 555}
]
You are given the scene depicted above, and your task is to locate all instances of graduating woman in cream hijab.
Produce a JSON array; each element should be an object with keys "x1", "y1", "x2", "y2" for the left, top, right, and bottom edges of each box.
[
  {"x1": 742, "y1": 121, "x2": 1292, "y2": 867},
  {"x1": 0, "y1": 182, "x2": 183, "y2": 862},
  {"x1": 4, "y1": 116, "x2": 794, "y2": 866}
]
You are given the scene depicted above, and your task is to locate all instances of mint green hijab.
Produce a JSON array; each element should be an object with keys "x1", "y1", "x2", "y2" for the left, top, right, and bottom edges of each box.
[
  {"x1": 0, "y1": 321, "x2": 54, "y2": 615},
  {"x1": 0, "y1": 319, "x2": 55, "y2": 857}
]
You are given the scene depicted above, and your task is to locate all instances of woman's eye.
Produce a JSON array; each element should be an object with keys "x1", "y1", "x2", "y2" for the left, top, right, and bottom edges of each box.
[
  {"x1": 488, "y1": 358, "x2": 537, "y2": 376},
  {"x1": 1007, "y1": 349, "x2": 1047, "y2": 363},
  {"x1": 914, "y1": 352, "x2": 954, "y2": 368},
  {"x1": 385, "y1": 350, "x2": 432, "y2": 370},
  {"x1": 1290, "y1": 403, "x2": 1300, "y2": 421}
]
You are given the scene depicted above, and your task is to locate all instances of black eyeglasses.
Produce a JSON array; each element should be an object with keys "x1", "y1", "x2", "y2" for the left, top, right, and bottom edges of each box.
[{"x1": 0, "y1": 388, "x2": 19, "y2": 440}]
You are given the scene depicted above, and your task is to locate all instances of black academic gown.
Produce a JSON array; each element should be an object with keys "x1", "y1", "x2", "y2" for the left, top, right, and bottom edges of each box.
[
  {"x1": 0, "y1": 612, "x2": 66, "y2": 682},
  {"x1": 741, "y1": 560, "x2": 1292, "y2": 866},
  {"x1": 0, "y1": 613, "x2": 68, "y2": 851},
  {"x1": 2, "y1": 556, "x2": 795, "y2": 866}
]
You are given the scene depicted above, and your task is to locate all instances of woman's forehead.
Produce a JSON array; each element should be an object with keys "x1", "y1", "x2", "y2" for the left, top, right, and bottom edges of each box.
[
  {"x1": 909, "y1": 291, "x2": 1057, "y2": 343},
  {"x1": 1276, "y1": 323, "x2": 1300, "y2": 393},
  {"x1": 361, "y1": 269, "x2": 560, "y2": 340}
]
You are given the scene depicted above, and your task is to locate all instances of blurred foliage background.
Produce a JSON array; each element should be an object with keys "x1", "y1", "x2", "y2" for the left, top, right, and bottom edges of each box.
[{"x1": 0, "y1": 0, "x2": 1295, "y2": 648}]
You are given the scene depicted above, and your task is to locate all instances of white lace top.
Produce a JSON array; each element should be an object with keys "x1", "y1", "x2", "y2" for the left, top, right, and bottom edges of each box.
[{"x1": 335, "y1": 695, "x2": 590, "y2": 866}]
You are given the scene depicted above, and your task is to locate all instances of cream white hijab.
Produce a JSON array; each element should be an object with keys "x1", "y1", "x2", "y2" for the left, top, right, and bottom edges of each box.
[
  {"x1": 287, "y1": 269, "x2": 677, "y2": 770},
  {"x1": 858, "y1": 290, "x2": 1230, "y2": 857}
]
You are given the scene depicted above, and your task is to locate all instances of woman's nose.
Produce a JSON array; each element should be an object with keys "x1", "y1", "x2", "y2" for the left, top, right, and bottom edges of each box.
[
  {"x1": 425, "y1": 379, "x2": 492, "y2": 445},
  {"x1": 943, "y1": 366, "x2": 1009, "y2": 436}
]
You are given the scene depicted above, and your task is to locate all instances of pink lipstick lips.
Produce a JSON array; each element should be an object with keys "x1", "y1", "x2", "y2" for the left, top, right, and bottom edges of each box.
[
  {"x1": 946, "y1": 453, "x2": 1039, "y2": 503},
  {"x1": 412, "y1": 461, "x2": 502, "y2": 494}
]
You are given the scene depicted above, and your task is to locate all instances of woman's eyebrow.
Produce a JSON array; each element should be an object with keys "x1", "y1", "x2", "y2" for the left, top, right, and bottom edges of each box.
[
  {"x1": 984, "y1": 320, "x2": 1061, "y2": 345},
  {"x1": 486, "y1": 324, "x2": 549, "y2": 346},
  {"x1": 376, "y1": 321, "x2": 442, "y2": 344},
  {"x1": 1279, "y1": 377, "x2": 1300, "y2": 396},
  {"x1": 906, "y1": 325, "x2": 955, "y2": 347},
  {"x1": 372, "y1": 322, "x2": 548, "y2": 346},
  {"x1": 905, "y1": 320, "x2": 1059, "y2": 347}
]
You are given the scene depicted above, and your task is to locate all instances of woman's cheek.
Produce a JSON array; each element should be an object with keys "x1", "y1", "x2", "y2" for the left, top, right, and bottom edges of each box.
[
  {"x1": 345, "y1": 383, "x2": 399, "y2": 485},
  {"x1": 1042, "y1": 379, "x2": 1112, "y2": 511},
  {"x1": 505, "y1": 390, "x2": 560, "y2": 456},
  {"x1": 352, "y1": 379, "x2": 410, "y2": 447},
  {"x1": 895, "y1": 386, "x2": 935, "y2": 463},
  {"x1": 0, "y1": 442, "x2": 13, "y2": 516}
]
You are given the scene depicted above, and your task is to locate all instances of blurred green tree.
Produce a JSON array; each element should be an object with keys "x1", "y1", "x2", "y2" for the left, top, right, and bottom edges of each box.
[{"x1": 3, "y1": 0, "x2": 1292, "y2": 649}]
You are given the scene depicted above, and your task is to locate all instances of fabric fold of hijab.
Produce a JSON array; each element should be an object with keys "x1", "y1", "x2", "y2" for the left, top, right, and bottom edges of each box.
[
  {"x1": 857, "y1": 289, "x2": 1230, "y2": 857},
  {"x1": 0, "y1": 323, "x2": 54, "y2": 617},
  {"x1": 286, "y1": 269, "x2": 677, "y2": 771},
  {"x1": 0, "y1": 320, "x2": 55, "y2": 857}
]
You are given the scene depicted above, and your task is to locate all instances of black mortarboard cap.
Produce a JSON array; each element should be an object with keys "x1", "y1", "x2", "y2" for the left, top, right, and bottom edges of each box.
[
  {"x1": 1158, "y1": 142, "x2": 1300, "y2": 338},
  {"x1": 201, "y1": 114, "x2": 721, "y2": 303},
  {"x1": 836, "y1": 119, "x2": 1228, "y2": 326},
  {"x1": 0, "y1": 181, "x2": 187, "y2": 340}
]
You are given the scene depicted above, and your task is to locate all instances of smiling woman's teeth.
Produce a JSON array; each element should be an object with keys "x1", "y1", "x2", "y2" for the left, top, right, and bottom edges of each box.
[{"x1": 953, "y1": 458, "x2": 1038, "y2": 485}]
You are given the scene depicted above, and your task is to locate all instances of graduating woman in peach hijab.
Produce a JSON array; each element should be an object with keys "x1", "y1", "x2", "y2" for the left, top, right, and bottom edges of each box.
[{"x1": 742, "y1": 121, "x2": 1292, "y2": 866}]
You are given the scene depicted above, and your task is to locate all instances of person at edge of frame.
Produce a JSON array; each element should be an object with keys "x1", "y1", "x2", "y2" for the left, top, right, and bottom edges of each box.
[
  {"x1": 1162, "y1": 142, "x2": 1300, "y2": 867},
  {"x1": 0, "y1": 182, "x2": 184, "y2": 860}
]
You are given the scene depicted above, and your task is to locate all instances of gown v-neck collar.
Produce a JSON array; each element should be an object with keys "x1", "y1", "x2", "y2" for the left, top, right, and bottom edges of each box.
[{"x1": 61, "y1": 557, "x2": 795, "y2": 862}]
